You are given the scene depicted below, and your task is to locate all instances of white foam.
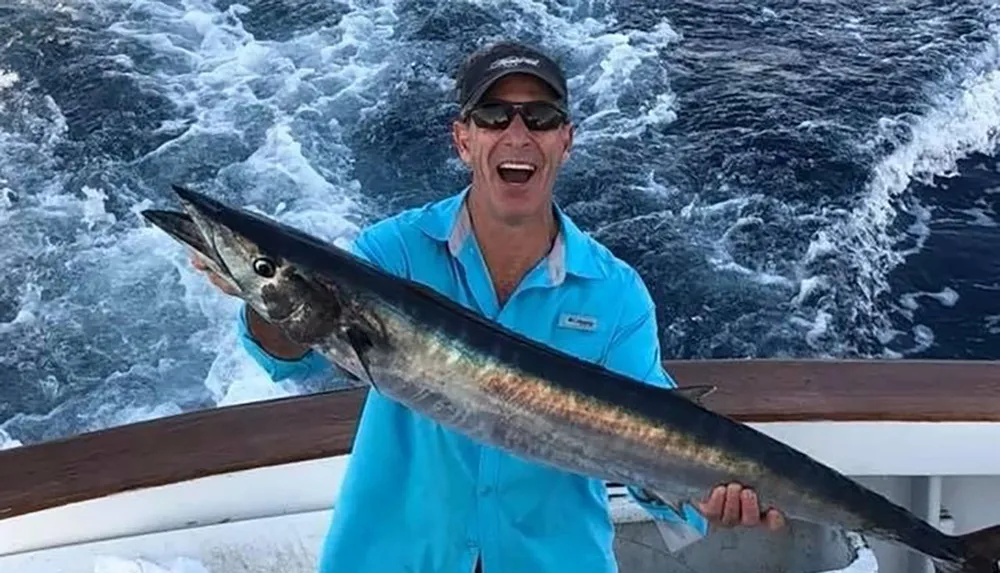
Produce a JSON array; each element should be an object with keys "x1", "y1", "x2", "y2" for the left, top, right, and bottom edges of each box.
[
  {"x1": 859, "y1": 55, "x2": 1000, "y2": 228},
  {"x1": 80, "y1": 186, "x2": 118, "y2": 230},
  {"x1": 0, "y1": 70, "x2": 19, "y2": 91},
  {"x1": 108, "y1": 0, "x2": 400, "y2": 220},
  {"x1": 954, "y1": 206, "x2": 998, "y2": 227},
  {"x1": 792, "y1": 276, "x2": 828, "y2": 307},
  {"x1": 0, "y1": 282, "x2": 43, "y2": 335},
  {"x1": 0, "y1": 428, "x2": 22, "y2": 450},
  {"x1": 799, "y1": 31, "x2": 1000, "y2": 356},
  {"x1": 201, "y1": 332, "x2": 301, "y2": 408},
  {"x1": 899, "y1": 287, "x2": 960, "y2": 311},
  {"x1": 804, "y1": 310, "x2": 832, "y2": 350}
]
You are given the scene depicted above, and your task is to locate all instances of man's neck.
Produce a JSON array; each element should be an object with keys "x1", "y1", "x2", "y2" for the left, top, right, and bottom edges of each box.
[{"x1": 466, "y1": 194, "x2": 558, "y2": 306}]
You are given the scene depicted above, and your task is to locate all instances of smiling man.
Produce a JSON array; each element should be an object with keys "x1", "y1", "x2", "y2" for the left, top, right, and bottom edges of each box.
[{"x1": 195, "y1": 40, "x2": 784, "y2": 572}]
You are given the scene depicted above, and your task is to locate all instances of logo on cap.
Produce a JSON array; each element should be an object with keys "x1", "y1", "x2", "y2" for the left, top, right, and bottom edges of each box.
[{"x1": 488, "y1": 56, "x2": 540, "y2": 70}]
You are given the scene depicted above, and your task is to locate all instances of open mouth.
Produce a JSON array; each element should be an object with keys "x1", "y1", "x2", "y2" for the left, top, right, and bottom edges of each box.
[{"x1": 496, "y1": 161, "x2": 537, "y2": 184}]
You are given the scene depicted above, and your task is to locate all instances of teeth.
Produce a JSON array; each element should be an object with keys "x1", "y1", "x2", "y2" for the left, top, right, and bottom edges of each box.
[{"x1": 499, "y1": 162, "x2": 536, "y2": 172}]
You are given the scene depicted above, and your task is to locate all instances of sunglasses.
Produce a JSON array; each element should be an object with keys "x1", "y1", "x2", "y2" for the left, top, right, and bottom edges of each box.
[{"x1": 465, "y1": 100, "x2": 569, "y2": 131}]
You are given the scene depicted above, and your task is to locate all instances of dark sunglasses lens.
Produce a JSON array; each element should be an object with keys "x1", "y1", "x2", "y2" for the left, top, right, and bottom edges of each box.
[
  {"x1": 522, "y1": 102, "x2": 565, "y2": 130},
  {"x1": 470, "y1": 104, "x2": 513, "y2": 129}
]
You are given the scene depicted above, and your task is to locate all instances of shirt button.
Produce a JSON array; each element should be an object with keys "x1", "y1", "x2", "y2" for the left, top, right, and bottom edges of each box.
[
  {"x1": 466, "y1": 540, "x2": 477, "y2": 549},
  {"x1": 479, "y1": 486, "x2": 492, "y2": 496}
]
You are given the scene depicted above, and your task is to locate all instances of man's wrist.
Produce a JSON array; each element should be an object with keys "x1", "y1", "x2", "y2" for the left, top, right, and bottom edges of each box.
[{"x1": 244, "y1": 305, "x2": 310, "y2": 360}]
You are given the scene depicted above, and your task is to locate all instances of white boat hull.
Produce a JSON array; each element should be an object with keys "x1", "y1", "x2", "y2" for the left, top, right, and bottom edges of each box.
[{"x1": 1, "y1": 506, "x2": 878, "y2": 573}]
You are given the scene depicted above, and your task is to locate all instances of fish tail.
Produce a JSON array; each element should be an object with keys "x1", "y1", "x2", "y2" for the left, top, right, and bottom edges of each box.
[{"x1": 935, "y1": 525, "x2": 1000, "y2": 573}]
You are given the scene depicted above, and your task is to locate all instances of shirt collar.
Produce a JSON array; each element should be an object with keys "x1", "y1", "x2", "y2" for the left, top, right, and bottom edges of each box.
[{"x1": 416, "y1": 186, "x2": 605, "y2": 285}]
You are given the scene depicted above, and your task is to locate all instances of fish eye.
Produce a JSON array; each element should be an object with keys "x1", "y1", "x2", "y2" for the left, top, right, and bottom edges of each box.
[{"x1": 252, "y1": 257, "x2": 277, "y2": 278}]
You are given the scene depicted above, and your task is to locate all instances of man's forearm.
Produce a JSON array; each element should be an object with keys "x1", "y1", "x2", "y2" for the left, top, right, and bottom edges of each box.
[{"x1": 245, "y1": 306, "x2": 310, "y2": 360}]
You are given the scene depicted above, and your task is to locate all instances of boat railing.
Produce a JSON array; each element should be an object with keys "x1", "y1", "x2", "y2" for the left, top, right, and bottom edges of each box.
[{"x1": 2, "y1": 358, "x2": 999, "y2": 522}]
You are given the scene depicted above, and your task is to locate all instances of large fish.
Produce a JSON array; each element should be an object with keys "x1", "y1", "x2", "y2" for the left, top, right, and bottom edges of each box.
[{"x1": 142, "y1": 184, "x2": 1000, "y2": 573}]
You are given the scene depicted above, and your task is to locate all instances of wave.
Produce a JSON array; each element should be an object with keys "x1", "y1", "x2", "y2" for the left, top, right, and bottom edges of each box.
[{"x1": 802, "y1": 26, "x2": 1000, "y2": 357}]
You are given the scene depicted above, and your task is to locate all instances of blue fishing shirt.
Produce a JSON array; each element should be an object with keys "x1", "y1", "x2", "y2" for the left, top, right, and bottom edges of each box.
[{"x1": 236, "y1": 188, "x2": 708, "y2": 572}]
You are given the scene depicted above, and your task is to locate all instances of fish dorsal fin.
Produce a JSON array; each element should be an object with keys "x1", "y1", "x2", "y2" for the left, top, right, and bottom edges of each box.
[{"x1": 672, "y1": 385, "x2": 716, "y2": 404}]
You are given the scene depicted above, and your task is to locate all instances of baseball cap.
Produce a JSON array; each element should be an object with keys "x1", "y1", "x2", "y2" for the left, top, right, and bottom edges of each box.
[{"x1": 456, "y1": 41, "x2": 568, "y2": 117}]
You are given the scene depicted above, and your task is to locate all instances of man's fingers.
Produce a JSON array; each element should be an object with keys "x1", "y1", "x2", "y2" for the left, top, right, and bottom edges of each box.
[
  {"x1": 696, "y1": 485, "x2": 725, "y2": 519},
  {"x1": 698, "y1": 484, "x2": 786, "y2": 532},
  {"x1": 188, "y1": 255, "x2": 239, "y2": 296},
  {"x1": 765, "y1": 509, "x2": 786, "y2": 531},
  {"x1": 720, "y1": 483, "x2": 742, "y2": 527},
  {"x1": 209, "y1": 274, "x2": 240, "y2": 296},
  {"x1": 207, "y1": 273, "x2": 228, "y2": 290},
  {"x1": 695, "y1": 482, "x2": 786, "y2": 532},
  {"x1": 189, "y1": 254, "x2": 207, "y2": 270},
  {"x1": 740, "y1": 489, "x2": 761, "y2": 527}
]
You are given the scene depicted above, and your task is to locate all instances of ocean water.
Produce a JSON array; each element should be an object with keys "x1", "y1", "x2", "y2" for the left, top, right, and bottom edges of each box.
[{"x1": 2, "y1": 0, "x2": 999, "y2": 447}]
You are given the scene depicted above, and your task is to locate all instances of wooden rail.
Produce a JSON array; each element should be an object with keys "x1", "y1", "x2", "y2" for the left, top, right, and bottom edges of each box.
[
  {"x1": 665, "y1": 359, "x2": 1000, "y2": 422},
  {"x1": 0, "y1": 387, "x2": 366, "y2": 522},
  {"x1": 1, "y1": 359, "x2": 998, "y2": 522}
]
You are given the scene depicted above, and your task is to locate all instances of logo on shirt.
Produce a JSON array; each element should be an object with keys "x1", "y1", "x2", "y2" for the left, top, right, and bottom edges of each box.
[{"x1": 558, "y1": 313, "x2": 598, "y2": 332}]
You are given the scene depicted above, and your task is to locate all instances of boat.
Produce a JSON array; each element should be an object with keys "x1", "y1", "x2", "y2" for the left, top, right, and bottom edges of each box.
[{"x1": 1, "y1": 359, "x2": 999, "y2": 573}]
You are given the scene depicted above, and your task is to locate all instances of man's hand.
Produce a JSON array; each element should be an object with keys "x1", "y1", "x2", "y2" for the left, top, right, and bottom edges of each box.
[
  {"x1": 696, "y1": 483, "x2": 786, "y2": 531},
  {"x1": 190, "y1": 253, "x2": 240, "y2": 296}
]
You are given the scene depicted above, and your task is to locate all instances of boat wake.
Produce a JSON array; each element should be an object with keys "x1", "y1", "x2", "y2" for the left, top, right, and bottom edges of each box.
[{"x1": 2, "y1": 0, "x2": 1000, "y2": 448}]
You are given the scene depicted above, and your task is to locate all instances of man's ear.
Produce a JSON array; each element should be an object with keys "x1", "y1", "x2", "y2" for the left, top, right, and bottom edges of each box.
[
  {"x1": 561, "y1": 123, "x2": 574, "y2": 162},
  {"x1": 452, "y1": 120, "x2": 472, "y2": 165}
]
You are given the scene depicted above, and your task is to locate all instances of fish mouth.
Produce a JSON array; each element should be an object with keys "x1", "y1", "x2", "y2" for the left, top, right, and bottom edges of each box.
[
  {"x1": 141, "y1": 208, "x2": 215, "y2": 261},
  {"x1": 140, "y1": 185, "x2": 237, "y2": 285}
]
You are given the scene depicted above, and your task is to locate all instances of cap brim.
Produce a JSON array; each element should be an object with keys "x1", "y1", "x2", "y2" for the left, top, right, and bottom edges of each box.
[{"x1": 462, "y1": 67, "x2": 567, "y2": 114}]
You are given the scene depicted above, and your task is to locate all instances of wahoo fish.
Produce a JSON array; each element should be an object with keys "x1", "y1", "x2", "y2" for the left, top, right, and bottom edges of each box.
[{"x1": 142, "y1": 185, "x2": 1000, "y2": 573}]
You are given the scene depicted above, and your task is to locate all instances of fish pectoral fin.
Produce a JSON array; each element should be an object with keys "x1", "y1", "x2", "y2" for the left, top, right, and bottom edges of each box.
[
  {"x1": 654, "y1": 518, "x2": 707, "y2": 554},
  {"x1": 344, "y1": 324, "x2": 378, "y2": 391},
  {"x1": 672, "y1": 385, "x2": 717, "y2": 404},
  {"x1": 630, "y1": 486, "x2": 709, "y2": 553},
  {"x1": 646, "y1": 489, "x2": 709, "y2": 553}
]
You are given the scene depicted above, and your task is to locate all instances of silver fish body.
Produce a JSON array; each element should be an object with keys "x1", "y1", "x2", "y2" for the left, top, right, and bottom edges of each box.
[{"x1": 142, "y1": 185, "x2": 1000, "y2": 573}]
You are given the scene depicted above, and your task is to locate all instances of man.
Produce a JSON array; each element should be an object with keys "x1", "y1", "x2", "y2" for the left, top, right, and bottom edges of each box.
[{"x1": 193, "y1": 40, "x2": 784, "y2": 572}]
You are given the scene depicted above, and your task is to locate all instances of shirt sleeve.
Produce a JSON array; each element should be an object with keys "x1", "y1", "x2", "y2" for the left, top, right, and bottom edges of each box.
[
  {"x1": 599, "y1": 270, "x2": 710, "y2": 548},
  {"x1": 236, "y1": 302, "x2": 331, "y2": 382},
  {"x1": 237, "y1": 218, "x2": 410, "y2": 383}
]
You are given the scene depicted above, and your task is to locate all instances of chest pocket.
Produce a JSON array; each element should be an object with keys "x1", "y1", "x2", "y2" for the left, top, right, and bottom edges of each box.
[
  {"x1": 503, "y1": 307, "x2": 609, "y2": 365},
  {"x1": 548, "y1": 311, "x2": 607, "y2": 363}
]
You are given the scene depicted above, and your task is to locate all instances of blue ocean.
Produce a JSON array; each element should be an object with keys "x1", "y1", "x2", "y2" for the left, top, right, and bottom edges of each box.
[{"x1": 2, "y1": 0, "x2": 999, "y2": 448}]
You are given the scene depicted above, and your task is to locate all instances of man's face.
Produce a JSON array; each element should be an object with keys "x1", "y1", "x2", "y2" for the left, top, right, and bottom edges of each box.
[{"x1": 452, "y1": 74, "x2": 573, "y2": 225}]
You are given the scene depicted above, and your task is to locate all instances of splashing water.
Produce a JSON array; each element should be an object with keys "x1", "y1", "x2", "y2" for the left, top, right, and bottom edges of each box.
[{"x1": 2, "y1": 0, "x2": 1000, "y2": 446}]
